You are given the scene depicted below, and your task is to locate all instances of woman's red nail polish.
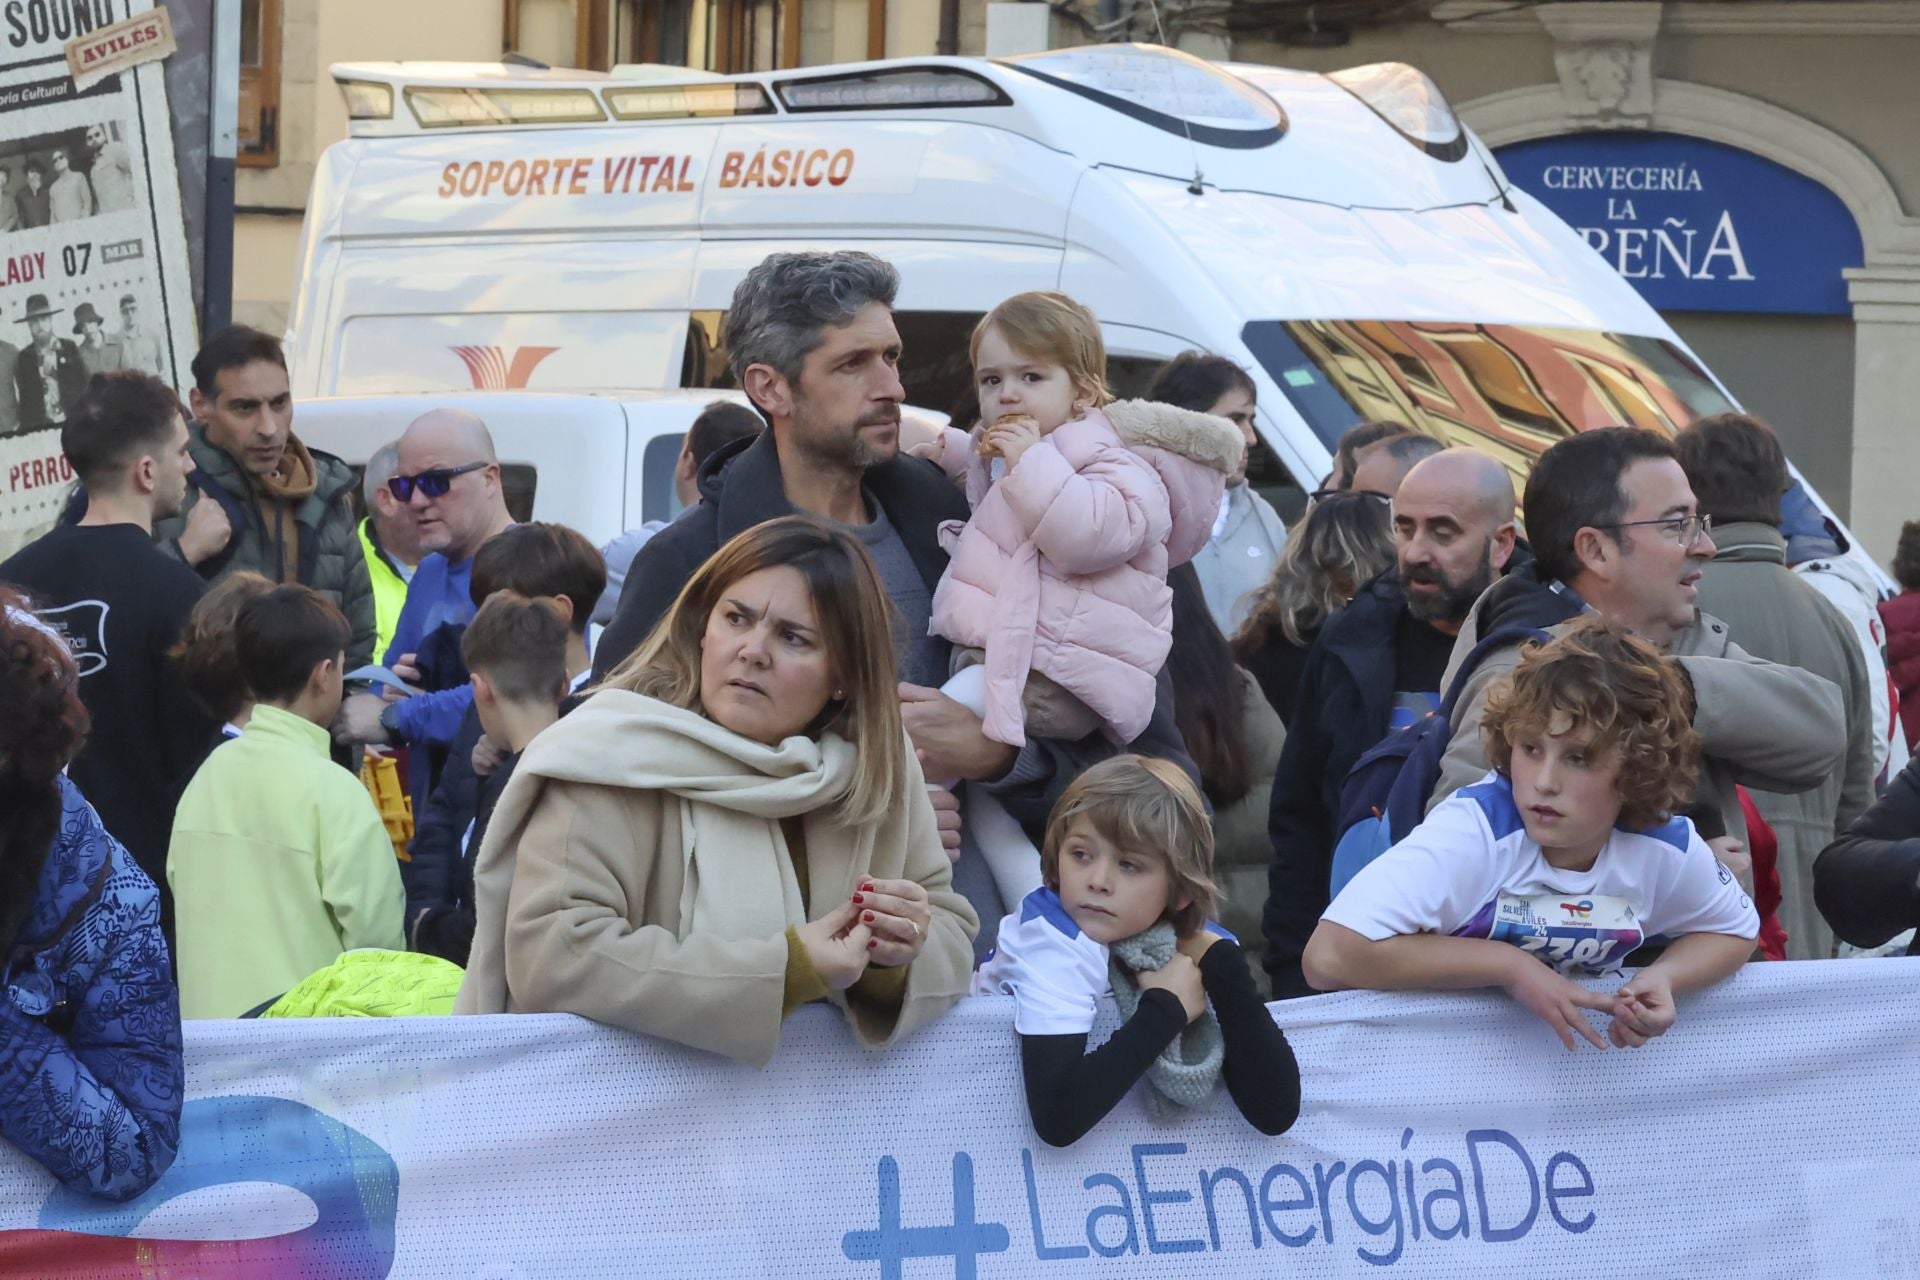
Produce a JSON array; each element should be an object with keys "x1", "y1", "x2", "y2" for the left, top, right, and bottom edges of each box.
[
  {"x1": 863, "y1": 911, "x2": 875, "y2": 923},
  {"x1": 851, "y1": 894, "x2": 864, "y2": 905},
  {"x1": 867, "y1": 939, "x2": 878, "y2": 950}
]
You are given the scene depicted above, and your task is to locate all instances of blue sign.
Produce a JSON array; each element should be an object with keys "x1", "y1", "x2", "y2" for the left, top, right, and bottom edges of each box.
[{"x1": 1495, "y1": 132, "x2": 1863, "y2": 315}]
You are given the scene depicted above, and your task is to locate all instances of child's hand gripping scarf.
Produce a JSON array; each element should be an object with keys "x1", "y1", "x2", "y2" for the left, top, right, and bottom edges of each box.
[{"x1": 1107, "y1": 924, "x2": 1224, "y2": 1119}]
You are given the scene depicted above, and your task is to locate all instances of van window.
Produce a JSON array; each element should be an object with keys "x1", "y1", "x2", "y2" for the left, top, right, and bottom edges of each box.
[
  {"x1": 501, "y1": 464, "x2": 538, "y2": 524},
  {"x1": 1242, "y1": 320, "x2": 1736, "y2": 483},
  {"x1": 642, "y1": 433, "x2": 687, "y2": 524},
  {"x1": 684, "y1": 308, "x2": 983, "y2": 418}
]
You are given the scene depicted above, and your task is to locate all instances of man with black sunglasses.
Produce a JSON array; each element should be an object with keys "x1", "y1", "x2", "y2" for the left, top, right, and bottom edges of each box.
[
  {"x1": 150, "y1": 325, "x2": 375, "y2": 667},
  {"x1": 335, "y1": 408, "x2": 513, "y2": 804}
]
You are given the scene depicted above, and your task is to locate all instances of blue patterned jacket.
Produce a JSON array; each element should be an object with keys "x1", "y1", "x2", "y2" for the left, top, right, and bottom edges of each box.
[{"x1": 0, "y1": 776, "x2": 182, "y2": 1200}]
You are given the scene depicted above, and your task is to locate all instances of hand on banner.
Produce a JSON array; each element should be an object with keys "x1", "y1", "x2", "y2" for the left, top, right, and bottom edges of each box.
[
  {"x1": 1608, "y1": 969, "x2": 1677, "y2": 1047},
  {"x1": 1137, "y1": 953, "x2": 1206, "y2": 1023},
  {"x1": 924, "y1": 782, "x2": 962, "y2": 861},
  {"x1": 796, "y1": 900, "x2": 873, "y2": 990},
  {"x1": 177, "y1": 498, "x2": 232, "y2": 565},
  {"x1": 853, "y1": 877, "x2": 932, "y2": 967},
  {"x1": 1502, "y1": 954, "x2": 1613, "y2": 1051}
]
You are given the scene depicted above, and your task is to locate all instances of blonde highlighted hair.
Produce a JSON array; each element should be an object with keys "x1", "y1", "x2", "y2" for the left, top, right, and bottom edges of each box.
[
  {"x1": 1481, "y1": 615, "x2": 1700, "y2": 831},
  {"x1": 970, "y1": 291, "x2": 1112, "y2": 409},
  {"x1": 1041, "y1": 755, "x2": 1218, "y2": 938},
  {"x1": 598, "y1": 516, "x2": 906, "y2": 827}
]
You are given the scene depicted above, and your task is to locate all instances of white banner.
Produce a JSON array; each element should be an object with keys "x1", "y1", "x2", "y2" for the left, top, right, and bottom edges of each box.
[
  {"x1": 2, "y1": 959, "x2": 1918, "y2": 1278},
  {"x1": 0, "y1": 0, "x2": 197, "y2": 557}
]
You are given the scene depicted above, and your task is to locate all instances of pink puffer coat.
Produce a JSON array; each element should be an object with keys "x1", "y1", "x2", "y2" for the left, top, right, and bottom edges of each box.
[{"x1": 929, "y1": 400, "x2": 1243, "y2": 748}]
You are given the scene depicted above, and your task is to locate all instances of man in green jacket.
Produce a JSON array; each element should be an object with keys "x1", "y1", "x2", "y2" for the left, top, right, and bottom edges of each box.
[
  {"x1": 151, "y1": 325, "x2": 375, "y2": 666},
  {"x1": 1677, "y1": 413, "x2": 1875, "y2": 960}
]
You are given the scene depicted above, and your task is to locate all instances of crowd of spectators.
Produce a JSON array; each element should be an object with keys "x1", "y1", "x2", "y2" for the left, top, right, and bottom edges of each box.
[{"x1": 7, "y1": 249, "x2": 1919, "y2": 1196}]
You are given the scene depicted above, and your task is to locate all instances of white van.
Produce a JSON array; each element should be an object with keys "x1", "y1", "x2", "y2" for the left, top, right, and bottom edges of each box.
[{"x1": 288, "y1": 44, "x2": 1855, "y2": 542}]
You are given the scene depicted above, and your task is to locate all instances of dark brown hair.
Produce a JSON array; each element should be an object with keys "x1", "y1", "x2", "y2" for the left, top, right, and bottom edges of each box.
[
  {"x1": 61, "y1": 371, "x2": 181, "y2": 487},
  {"x1": 1041, "y1": 755, "x2": 1218, "y2": 938},
  {"x1": 1167, "y1": 567, "x2": 1253, "y2": 806},
  {"x1": 462, "y1": 592, "x2": 570, "y2": 704},
  {"x1": 235, "y1": 585, "x2": 352, "y2": 704},
  {"x1": 1332, "y1": 420, "x2": 1409, "y2": 489},
  {"x1": 470, "y1": 523, "x2": 606, "y2": 637},
  {"x1": 0, "y1": 591, "x2": 90, "y2": 948},
  {"x1": 1897, "y1": 520, "x2": 1920, "y2": 593},
  {"x1": 191, "y1": 324, "x2": 286, "y2": 398},
  {"x1": 1674, "y1": 412, "x2": 1788, "y2": 526},
  {"x1": 169, "y1": 571, "x2": 274, "y2": 723},
  {"x1": 1481, "y1": 615, "x2": 1700, "y2": 830}
]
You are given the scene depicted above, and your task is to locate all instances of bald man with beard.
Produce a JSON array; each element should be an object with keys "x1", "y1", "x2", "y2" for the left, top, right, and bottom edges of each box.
[
  {"x1": 334, "y1": 409, "x2": 515, "y2": 799},
  {"x1": 1263, "y1": 447, "x2": 1520, "y2": 997}
]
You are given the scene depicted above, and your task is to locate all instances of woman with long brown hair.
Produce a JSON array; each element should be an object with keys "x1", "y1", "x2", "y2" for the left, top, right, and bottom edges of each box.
[{"x1": 457, "y1": 517, "x2": 977, "y2": 1064}]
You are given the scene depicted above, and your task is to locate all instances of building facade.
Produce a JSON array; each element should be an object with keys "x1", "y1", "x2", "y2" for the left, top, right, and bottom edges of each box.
[{"x1": 232, "y1": 0, "x2": 1920, "y2": 558}]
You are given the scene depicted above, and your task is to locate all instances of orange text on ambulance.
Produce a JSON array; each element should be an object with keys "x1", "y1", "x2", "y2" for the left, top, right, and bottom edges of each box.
[{"x1": 717, "y1": 148, "x2": 854, "y2": 190}]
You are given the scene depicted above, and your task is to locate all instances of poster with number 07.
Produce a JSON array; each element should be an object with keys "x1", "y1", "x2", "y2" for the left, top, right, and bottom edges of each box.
[{"x1": 0, "y1": 0, "x2": 196, "y2": 557}]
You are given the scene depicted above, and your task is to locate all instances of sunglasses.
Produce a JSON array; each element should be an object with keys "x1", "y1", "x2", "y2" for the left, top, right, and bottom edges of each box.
[{"x1": 388, "y1": 461, "x2": 487, "y2": 503}]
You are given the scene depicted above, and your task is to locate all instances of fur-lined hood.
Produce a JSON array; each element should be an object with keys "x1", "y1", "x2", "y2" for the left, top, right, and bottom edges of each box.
[{"x1": 1100, "y1": 398, "x2": 1245, "y2": 476}]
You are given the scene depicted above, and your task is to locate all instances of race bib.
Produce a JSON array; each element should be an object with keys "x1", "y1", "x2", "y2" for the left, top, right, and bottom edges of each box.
[{"x1": 1478, "y1": 891, "x2": 1644, "y2": 975}]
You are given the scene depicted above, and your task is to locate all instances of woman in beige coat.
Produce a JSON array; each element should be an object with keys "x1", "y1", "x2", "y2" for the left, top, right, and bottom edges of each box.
[{"x1": 457, "y1": 517, "x2": 978, "y2": 1065}]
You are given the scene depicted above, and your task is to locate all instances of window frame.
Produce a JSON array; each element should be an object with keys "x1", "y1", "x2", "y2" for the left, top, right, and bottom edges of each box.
[{"x1": 237, "y1": 0, "x2": 282, "y2": 168}]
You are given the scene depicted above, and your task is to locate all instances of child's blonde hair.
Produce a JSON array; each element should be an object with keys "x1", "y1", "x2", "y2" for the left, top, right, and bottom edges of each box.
[
  {"x1": 970, "y1": 291, "x2": 1113, "y2": 409},
  {"x1": 1481, "y1": 615, "x2": 1701, "y2": 830},
  {"x1": 1041, "y1": 754, "x2": 1218, "y2": 937}
]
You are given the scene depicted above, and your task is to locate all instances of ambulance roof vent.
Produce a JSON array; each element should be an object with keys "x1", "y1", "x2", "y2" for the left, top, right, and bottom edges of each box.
[
  {"x1": 1325, "y1": 62, "x2": 1466, "y2": 161},
  {"x1": 606, "y1": 81, "x2": 775, "y2": 121},
  {"x1": 999, "y1": 45, "x2": 1285, "y2": 150},
  {"x1": 773, "y1": 66, "x2": 1010, "y2": 112}
]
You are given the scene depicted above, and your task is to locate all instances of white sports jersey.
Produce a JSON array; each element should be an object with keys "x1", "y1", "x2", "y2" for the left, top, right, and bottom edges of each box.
[
  {"x1": 1324, "y1": 773, "x2": 1758, "y2": 976},
  {"x1": 971, "y1": 888, "x2": 1111, "y2": 1036}
]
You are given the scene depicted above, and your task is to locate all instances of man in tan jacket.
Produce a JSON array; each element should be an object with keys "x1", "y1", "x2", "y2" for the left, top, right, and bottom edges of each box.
[
  {"x1": 1676, "y1": 414, "x2": 1874, "y2": 959},
  {"x1": 1430, "y1": 428, "x2": 1847, "y2": 865}
]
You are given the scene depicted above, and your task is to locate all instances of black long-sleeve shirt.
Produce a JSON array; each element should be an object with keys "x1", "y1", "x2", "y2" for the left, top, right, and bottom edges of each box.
[
  {"x1": 1020, "y1": 940, "x2": 1301, "y2": 1147},
  {"x1": 1815, "y1": 751, "x2": 1920, "y2": 953}
]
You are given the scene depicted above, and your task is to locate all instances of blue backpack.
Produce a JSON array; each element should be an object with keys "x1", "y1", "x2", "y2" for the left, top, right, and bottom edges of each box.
[{"x1": 1326, "y1": 626, "x2": 1548, "y2": 899}]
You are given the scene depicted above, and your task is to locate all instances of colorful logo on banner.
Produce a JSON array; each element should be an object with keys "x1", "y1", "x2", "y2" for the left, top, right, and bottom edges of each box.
[
  {"x1": 1494, "y1": 132, "x2": 1864, "y2": 315},
  {"x1": 0, "y1": 1095, "x2": 397, "y2": 1279}
]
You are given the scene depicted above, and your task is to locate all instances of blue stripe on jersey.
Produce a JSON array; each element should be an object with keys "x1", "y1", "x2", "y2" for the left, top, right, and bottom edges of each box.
[
  {"x1": 1458, "y1": 774, "x2": 1527, "y2": 840},
  {"x1": 1018, "y1": 887, "x2": 1082, "y2": 940},
  {"x1": 1626, "y1": 813, "x2": 1691, "y2": 851}
]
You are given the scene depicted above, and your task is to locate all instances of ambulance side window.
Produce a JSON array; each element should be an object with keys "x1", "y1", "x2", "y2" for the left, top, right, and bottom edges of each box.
[
  {"x1": 501, "y1": 464, "x2": 537, "y2": 524},
  {"x1": 642, "y1": 433, "x2": 687, "y2": 523},
  {"x1": 682, "y1": 308, "x2": 985, "y2": 419}
]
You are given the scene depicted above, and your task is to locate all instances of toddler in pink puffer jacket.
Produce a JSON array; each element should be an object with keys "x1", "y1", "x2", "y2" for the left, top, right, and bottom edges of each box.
[{"x1": 914, "y1": 292, "x2": 1242, "y2": 905}]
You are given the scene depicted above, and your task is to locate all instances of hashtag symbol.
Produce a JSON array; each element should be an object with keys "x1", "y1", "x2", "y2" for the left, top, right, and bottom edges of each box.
[{"x1": 841, "y1": 1153, "x2": 1011, "y2": 1279}]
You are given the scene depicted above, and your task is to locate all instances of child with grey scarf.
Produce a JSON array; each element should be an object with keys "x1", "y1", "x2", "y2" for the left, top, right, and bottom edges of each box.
[{"x1": 971, "y1": 755, "x2": 1302, "y2": 1146}]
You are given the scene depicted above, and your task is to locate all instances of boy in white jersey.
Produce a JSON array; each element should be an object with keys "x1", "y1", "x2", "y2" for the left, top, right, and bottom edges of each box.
[{"x1": 1304, "y1": 616, "x2": 1758, "y2": 1051}]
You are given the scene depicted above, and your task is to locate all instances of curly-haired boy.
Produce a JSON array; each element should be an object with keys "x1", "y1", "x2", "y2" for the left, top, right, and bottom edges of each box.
[{"x1": 1304, "y1": 615, "x2": 1758, "y2": 1050}]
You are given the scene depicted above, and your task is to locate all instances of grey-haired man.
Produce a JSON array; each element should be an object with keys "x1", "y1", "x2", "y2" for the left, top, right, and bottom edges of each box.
[{"x1": 595, "y1": 251, "x2": 1198, "y2": 951}]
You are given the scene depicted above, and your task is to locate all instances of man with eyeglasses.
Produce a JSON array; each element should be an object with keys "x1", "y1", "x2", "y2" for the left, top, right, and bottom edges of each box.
[
  {"x1": 1428, "y1": 426, "x2": 1847, "y2": 864},
  {"x1": 1676, "y1": 414, "x2": 1874, "y2": 960},
  {"x1": 334, "y1": 408, "x2": 514, "y2": 798},
  {"x1": 1264, "y1": 445, "x2": 1520, "y2": 997},
  {"x1": 151, "y1": 325, "x2": 375, "y2": 667}
]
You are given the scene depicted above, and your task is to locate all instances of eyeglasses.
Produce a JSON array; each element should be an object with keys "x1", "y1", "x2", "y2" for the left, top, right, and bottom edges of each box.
[
  {"x1": 1309, "y1": 487, "x2": 1392, "y2": 505},
  {"x1": 1594, "y1": 513, "x2": 1713, "y2": 546},
  {"x1": 388, "y1": 461, "x2": 487, "y2": 503}
]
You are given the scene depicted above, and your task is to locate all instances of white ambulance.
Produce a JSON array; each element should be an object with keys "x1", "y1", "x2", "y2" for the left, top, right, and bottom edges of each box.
[{"x1": 286, "y1": 43, "x2": 1852, "y2": 539}]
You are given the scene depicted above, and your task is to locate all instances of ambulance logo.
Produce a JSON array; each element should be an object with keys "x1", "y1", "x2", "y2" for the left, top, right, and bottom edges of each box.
[{"x1": 450, "y1": 345, "x2": 559, "y2": 390}]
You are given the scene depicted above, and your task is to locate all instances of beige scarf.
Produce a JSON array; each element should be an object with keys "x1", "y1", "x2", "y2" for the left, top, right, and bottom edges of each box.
[{"x1": 456, "y1": 690, "x2": 861, "y2": 1013}]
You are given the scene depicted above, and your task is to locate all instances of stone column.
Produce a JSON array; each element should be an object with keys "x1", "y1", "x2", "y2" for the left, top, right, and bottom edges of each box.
[{"x1": 1845, "y1": 265, "x2": 1920, "y2": 564}]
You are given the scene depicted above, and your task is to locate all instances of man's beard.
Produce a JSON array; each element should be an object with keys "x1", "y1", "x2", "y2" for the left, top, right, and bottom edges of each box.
[
  {"x1": 791, "y1": 397, "x2": 900, "y2": 474},
  {"x1": 1402, "y1": 542, "x2": 1495, "y2": 626}
]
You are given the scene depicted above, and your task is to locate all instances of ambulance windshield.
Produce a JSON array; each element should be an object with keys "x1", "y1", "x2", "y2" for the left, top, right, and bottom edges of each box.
[
  {"x1": 1002, "y1": 45, "x2": 1285, "y2": 147},
  {"x1": 1243, "y1": 320, "x2": 1735, "y2": 479}
]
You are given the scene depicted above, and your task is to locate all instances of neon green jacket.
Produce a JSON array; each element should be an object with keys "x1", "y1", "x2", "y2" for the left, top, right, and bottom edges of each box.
[
  {"x1": 262, "y1": 950, "x2": 463, "y2": 1018},
  {"x1": 168, "y1": 704, "x2": 405, "y2": 1018},
  {"x1": 357, "y1": 517, "x2": 412, "y2": 666}
]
